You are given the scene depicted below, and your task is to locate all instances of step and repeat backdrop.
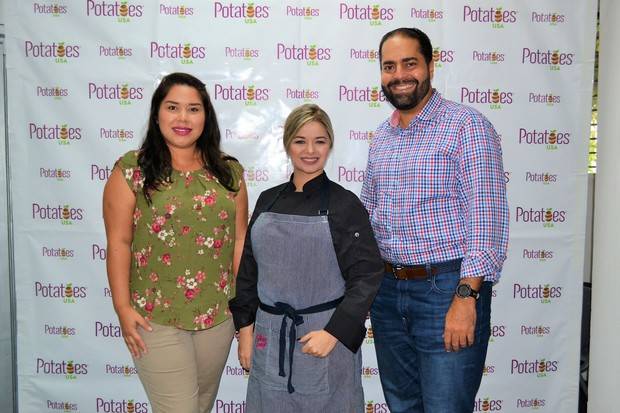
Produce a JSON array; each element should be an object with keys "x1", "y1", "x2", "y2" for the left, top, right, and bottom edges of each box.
[{"x1": 6, "y1": 1, "x2": 596, "y2": 412}]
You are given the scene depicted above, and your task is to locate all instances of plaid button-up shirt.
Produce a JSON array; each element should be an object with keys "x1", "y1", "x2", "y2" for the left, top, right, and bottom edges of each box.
[{"x1": 361, "y1": 90, "x2": 509, "y2": 282}]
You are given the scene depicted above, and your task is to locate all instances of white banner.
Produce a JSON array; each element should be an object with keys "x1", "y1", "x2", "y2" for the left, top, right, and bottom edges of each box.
[{"x1": 5, "y1": 1, "x2": 596, "y2": 412}]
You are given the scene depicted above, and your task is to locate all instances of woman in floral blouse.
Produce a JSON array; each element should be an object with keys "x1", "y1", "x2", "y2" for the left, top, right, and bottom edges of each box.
[{"x1": 103, "y1": 72, "x2": 248, "y2": 413}]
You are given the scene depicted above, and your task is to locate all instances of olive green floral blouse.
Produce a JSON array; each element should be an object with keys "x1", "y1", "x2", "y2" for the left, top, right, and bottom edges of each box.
[{"x1": 117, "y1": 150, "x2": 243, "y2": 330}]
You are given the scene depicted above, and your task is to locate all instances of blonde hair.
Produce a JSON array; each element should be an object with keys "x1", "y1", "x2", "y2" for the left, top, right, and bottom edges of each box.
[{"x1": 283, "y1": 104, "x2": 334, "y2": 151}]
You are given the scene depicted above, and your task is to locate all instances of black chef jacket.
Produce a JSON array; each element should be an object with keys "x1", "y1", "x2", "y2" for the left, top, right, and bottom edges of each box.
[{"x1": 229, "y1": 172, "x2": 384, "y2": 352}]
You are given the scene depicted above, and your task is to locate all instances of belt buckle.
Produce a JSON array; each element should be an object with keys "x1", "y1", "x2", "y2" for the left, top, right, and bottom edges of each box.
[{"x1": 392, "y1": 264, "x2": 403, "y2": 279}]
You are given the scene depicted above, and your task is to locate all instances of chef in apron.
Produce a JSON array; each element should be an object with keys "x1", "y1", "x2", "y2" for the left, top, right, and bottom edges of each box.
[{"x1": 229, "y1": 104, "x2": 384, "y2": 412}]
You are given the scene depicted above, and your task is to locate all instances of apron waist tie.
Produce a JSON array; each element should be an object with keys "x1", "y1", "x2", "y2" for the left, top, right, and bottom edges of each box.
[{"x1": 258, "y1": 296, "x2": 344, "y2": 393}]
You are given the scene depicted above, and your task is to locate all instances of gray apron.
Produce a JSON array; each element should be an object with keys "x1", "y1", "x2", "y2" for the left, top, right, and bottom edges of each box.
[{"x1": 246, "y1": 183, "x2": 364, "y2": 412}]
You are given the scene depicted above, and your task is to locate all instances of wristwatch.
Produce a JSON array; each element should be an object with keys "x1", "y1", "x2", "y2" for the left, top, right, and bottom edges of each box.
[{"x1": 455, "y1": 283, "x2": 479, "y2": 300}]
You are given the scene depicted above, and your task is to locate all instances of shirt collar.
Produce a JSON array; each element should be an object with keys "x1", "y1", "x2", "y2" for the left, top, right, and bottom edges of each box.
[
  {"x1": 389, "y1": 89, "x2": 443, "y2": 129},
  {"x1": 284, "y1": 171, "x2": 328, "y2": 193}
]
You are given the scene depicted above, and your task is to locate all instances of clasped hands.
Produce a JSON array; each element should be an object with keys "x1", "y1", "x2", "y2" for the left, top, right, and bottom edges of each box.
[{"x1": 237, "y1": 326, "x2": 337, "y2": 371}]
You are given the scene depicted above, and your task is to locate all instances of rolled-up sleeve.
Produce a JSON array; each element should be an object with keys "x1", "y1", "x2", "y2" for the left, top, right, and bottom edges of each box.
[{"x1": 457, "y1": 116, "x2": 509, "y2": 282}]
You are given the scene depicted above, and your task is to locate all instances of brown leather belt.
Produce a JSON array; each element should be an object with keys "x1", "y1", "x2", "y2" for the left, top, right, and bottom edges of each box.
[{"x1": 384, "y1": 259, "x2": 462, "y2": 280}]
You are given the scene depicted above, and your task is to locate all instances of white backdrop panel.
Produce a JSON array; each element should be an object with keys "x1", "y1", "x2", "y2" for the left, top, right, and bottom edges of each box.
[{"x1": 5, "y1": 1, "x2": 596, "y2": 412}]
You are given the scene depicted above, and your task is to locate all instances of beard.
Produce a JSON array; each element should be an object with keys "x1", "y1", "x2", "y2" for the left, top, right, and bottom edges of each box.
[{"x1": 381, "y1": 76, "x2": 431, "y2": 111}]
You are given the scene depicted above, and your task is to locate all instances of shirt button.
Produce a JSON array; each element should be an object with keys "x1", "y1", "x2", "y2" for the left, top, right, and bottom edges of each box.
[{"x1": 354, "y1": 232, "x2": 360, "y2": 238}]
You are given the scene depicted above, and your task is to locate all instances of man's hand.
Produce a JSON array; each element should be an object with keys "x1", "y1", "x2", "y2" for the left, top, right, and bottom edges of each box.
[
  {"x1": 299, "y1": 330, "x2": 338, "y2": 358},
  {"x1": 444, "y1": 297, "x2": 477, "y2": 352}
]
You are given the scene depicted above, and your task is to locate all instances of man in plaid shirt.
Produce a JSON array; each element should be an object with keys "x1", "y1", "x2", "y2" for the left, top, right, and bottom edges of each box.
[{"x1": 361, "y1": 28, "x2": 509, "y2": 413}]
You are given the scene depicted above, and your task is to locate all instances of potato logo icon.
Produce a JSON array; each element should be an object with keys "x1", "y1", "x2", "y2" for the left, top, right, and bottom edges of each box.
[
  {"x1": 543, "y1": 285, "x2": 550, "y2": 298},
  {"x1": 121, "y1": 85, "x2": 129, "y2": 99},
  {"x1": 369, "y1": 50, "x2": 377, "y2": 60},
  {"x1": 120, "y1": 2, "x2": 128, "y2": 16},
  {"x1": 538, "y1": 360, "x2": 546, "y2": 373},
  {"x1": 490, "y1": 52, "x2": 497, "y2": 62},
  {"x1": 491, "y1": 90, "x2": 500, "y2": 104},
  {"x1": 308, "y1": 45, "x2": 317, "y2": 60},
  {"x1": 305, "y1": 7, "x2": 311, "y2": 16},
  {"x1": 60, "y1": 248, "x2": 67, "y2": 257},
  {"x1": 370, "y1": 88, "x2": 379, "y2": 102},
  {"x1": 66, "y1": 360, "x2": 75, "y2": 374},
  {"x1": 60, "y1": 125, "x2": 69, "y2": 140},
  {"x1": 53, "y1": 5, "x2": 60, "y2": 14},
  {"x1": 54, "y1": 87, "x2": 61, "y2": 97},
  {"x1": 482, "y1": 398, "x2": 490, "y2": 411},
  {"x1": 543, "y1": 173, "x2": 549, "y2": 182},
  {"x1": 533, "y1": 399, "x2": 540, "y2": 407},
  {"x1": 65, "y1": 282, "x2": 74, "y2": 297},
  {"x1": 246, "y1": 3, "x2": 255, "y2": 18},
  {"x1": 62, "y1": 206, "x2": 71, "y2": 220},
  {"x1": 432, "y1": 48, "x2": 440, "y2": 62},
  {"x1": 371, "y1": 5, "x2": 380, "y2": 20},
  {"x1": 494, "y1": 8, "x2": 503, "y2": 22},
  {"x1": 119, "y1": 129, "x2": 126, "y2": 140},
  {"x1": 366, "y1": 401, "x2": 374, "y2": 413},
  {"x1": 544, "y1": 209, "x2": 553, "y2": 222},
  {"x1": 551, "y1": 14, "x2": 557, "y2": 23},
  {"x1": 547, "y1": 94, "x2": 554, "y2": 103},
  {"x1": 57, "y1": 43, "x2": 66, "y2": 57},
  {"x1": 548, "y1": 130, "x2": 557, "y2": 144},
  {"x1": 183, "y1": 44, "x2": 192, "y2": 58},
  {"x1": 429, "y1": 9, "x2": 436, "y2": 19},
  {"x1": 551, "y1": 51, "x2": 560, "y2": 65},
  {"x1": 366, "y1": 326, "x2": 374, "y2": 338},
  {"x1": 179, "y1": 6, "x2": 186, "y2": 16},
  {"x1": 246, "y1": 86, "x2": 255, "y2": 101},
  {"x1": 124, "y1": 366, "x2": 131, "y2": 375},
  {"x1": 127, "y1": 400, "x2": 135, "y2": 413},
  {"x1": 57, "y1": 168, "x2": 63, "y2": 176},
  {"x1": 118, "y1": 48, "x2": 125, "y2": 57}
]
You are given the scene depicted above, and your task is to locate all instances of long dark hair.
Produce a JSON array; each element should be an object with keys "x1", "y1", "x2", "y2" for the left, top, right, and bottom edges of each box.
[{"x1": 138, "y1": 72, "x2": 236, "y2": 203}]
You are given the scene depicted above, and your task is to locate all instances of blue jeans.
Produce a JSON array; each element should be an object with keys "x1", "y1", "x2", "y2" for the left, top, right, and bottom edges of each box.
[{"x1": 370, "y1": 267, "x2": 492, "y2": 413}]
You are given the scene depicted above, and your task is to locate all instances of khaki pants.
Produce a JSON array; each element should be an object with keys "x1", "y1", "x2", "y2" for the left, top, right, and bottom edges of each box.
[{"x1": 133, "y1": 318, "x2": 234, "y2": 413}]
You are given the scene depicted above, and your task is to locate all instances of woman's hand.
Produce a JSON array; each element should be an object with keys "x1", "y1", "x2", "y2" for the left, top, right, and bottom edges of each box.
[
  {"x1": 299, "y1": 330, "x2": 338, "y2": 358},
  {"x1": 117, "y1": 306, "x2": 152, "y2": 358},
  {"x1": 238, "y1": 325, "x2": 254, "y2": 371}
]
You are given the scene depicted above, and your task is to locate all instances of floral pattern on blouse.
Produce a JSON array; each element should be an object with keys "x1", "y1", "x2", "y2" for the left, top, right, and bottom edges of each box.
[{"x1": 116, "y1": 150, "x2": 243, "y2": 330}]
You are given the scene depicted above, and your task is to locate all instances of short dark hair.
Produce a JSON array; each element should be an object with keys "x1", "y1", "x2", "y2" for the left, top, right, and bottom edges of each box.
[{"x1": 378, "y1": 27, "x2": 433, "y2": 65}]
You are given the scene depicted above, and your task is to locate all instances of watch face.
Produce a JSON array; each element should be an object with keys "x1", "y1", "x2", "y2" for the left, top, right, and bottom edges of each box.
[{"x1": 457, "y1": 284, "x2": 472, "y2": 298}]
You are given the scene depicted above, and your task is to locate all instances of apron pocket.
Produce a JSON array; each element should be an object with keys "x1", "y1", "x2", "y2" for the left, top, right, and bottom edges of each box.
[
  {"x1": 250, "y1": 313, "x2": 330, "y2": 394},
  {"x1": 290, "y1": 341, "x2": 329, "y2": 394},
  {"x1": 250, "y1": 317, "x2": 288, "y2": 391}
]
